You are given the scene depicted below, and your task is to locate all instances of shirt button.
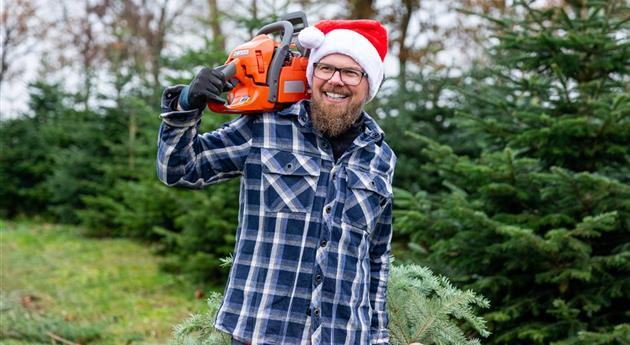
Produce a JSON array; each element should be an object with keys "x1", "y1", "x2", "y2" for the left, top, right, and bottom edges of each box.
[
  {"x1": 314, "y1": 308, "x2": 320, "y2": 317},
  {"x1": 315, "y1": 274, "x2": 322, "y2": 283},
  {"x1": 320, "y1": 240, "x2": 327, "y2": 247},
  {"x1": 332, "y1": 172, "x2": 336, "y2": 180},
  {"x1": 324, "y1": 205, "x2": 332, "y2": 214}
]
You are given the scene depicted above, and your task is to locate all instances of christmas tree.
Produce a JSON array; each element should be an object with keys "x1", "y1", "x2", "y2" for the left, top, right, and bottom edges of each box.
[{"x1": 395, "y1": 0, "x2": 630, "y2": 343}]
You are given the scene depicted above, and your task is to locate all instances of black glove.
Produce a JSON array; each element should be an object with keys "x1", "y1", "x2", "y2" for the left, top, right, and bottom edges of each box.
[{"x1": 182, "y1": 67, "x2": 232, "y2": 110}]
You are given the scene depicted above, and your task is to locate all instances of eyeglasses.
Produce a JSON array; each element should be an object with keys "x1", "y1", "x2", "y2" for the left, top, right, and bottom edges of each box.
[{"x1": 313, "y1": 63, "x2": 367, "y2": 86}]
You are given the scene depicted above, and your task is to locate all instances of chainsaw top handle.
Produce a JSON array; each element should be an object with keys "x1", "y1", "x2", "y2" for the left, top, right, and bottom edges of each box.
[{"x1": 255, "y1": 20, "x2": 294, "y2": 103}]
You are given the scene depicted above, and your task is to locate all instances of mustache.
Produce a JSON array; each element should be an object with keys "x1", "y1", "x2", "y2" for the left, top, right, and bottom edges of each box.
[{"x1": 321, "y1": 86, "x2": 350, "y2": 95}]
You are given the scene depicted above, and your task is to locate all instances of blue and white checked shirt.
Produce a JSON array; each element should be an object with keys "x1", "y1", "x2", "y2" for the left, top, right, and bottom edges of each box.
[{"x1": 157, "y1": 86, "x2": 396, "y2": 345}]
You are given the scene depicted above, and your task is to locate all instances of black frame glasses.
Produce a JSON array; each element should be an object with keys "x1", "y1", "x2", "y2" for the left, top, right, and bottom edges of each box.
[{"x1": 312, "y1": 63, "x2": 367, "y2": 86}]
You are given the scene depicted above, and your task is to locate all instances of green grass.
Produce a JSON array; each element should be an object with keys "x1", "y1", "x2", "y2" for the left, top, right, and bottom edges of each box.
[{"x1": 0, "y1": 220, "x2": 215, "y2": 344}]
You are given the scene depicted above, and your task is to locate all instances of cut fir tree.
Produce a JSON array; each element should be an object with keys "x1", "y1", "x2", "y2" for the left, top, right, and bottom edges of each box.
[{"x1": 170, "y1": 261, "x2": 490, "y2": 345}]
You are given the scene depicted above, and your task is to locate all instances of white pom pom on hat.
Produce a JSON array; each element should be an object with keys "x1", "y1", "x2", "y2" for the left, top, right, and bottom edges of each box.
[
  {"x1": 297, "y1": 26, "x2": 325, "y2": 49},
  {"x1": 297, "y1": 19, "x2": 388, "y2": 102}
]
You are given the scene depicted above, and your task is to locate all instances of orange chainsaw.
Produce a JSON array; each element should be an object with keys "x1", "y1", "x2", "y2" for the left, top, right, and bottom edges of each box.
[{"x1": 208, "y1": 12, "x2": 311, "y2": 114}]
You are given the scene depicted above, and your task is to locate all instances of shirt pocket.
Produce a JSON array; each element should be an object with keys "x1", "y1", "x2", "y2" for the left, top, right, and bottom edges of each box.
[
  {"x1": 261, "y1": 147, "x2": 321, "y2": 213},
  {"x1": 342, "y1": 166, "x2": 392, "y2": 233}
]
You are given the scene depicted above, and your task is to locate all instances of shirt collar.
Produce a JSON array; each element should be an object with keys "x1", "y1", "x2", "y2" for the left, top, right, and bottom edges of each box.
[
  {"x1": 360, "y1": 111, "x2": 385, "y2": 143},
  {"x1": 277, "y1": 99, "x2": 385, "y2": 143}
]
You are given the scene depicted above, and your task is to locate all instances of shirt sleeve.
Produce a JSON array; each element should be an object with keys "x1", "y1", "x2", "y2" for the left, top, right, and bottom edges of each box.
[
  {"x1": 156, "y1": 85, "x2": 256, "y2": 188},
  {"x1": 368, "y1": 199, "x2": 393, "y2": 345}
]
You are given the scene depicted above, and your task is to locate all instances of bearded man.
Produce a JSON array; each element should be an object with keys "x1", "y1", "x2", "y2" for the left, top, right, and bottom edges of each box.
[{"x1": 157, "y1": 19, "x2": 396, "y2": 345}]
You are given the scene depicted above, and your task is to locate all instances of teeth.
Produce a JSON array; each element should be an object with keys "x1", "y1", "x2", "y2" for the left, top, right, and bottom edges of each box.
[{"x1": 325, "y1": 92, "x2": 347, "y2": 99}]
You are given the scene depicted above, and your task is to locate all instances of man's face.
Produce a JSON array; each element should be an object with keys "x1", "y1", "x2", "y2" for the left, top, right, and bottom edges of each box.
[{"x1": 310, "y1": 54, "x2": 370, "y2": 137}]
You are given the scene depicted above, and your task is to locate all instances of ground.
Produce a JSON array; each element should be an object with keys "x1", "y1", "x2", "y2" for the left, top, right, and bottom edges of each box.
[{"x1": 1, "y1": 220, "x2": 217, "y2": 344}]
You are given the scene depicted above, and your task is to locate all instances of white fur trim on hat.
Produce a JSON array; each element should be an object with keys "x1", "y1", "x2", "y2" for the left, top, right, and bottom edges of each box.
[{"x1": 300, "y1": 28, "x2": 384, "y2": 102}]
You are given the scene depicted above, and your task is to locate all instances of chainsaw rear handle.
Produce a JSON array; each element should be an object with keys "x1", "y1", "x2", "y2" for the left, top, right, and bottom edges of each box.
[
  {"x1": 208, "y1": 62, "x2": 237, "y2": 105},
  {"x1": 206, "y1": 61, "x2": 238, "y2": 112},
  {"x1": 215, "y1": 62, "x2": 236, "y2": 81}
]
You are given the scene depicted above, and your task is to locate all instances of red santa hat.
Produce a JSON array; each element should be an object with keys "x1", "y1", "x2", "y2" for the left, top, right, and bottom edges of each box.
[{"x1": 298, "y1": 19, "x2": 388, "y2": 102}]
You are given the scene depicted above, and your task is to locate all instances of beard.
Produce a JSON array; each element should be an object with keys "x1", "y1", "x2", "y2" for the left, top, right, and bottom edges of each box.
[{"x1": 310, "y1": 86, "x2": 366, "y2": 137}]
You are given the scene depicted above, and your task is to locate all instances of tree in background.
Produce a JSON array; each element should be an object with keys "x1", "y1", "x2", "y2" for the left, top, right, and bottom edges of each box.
[
  {"x1": 0, "y1": 82, "x2": 70, "y2": 218},
  {"x1": 395, "y1": 0, "x2": 630, "y2": 343},
  {"x1": 75, "y1": 5, "x2": 246, "y2": 282},
  {"x1": 371, "y1": 0, "x2": 514, "y2": 195}
]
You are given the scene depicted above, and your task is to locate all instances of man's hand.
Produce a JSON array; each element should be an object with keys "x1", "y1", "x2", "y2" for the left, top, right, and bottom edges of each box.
[{"x1": 179, "y1": 67, "x2": 232, "y2": 110}]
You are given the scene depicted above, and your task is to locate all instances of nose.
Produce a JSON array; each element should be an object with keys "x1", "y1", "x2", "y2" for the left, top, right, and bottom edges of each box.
[{"x1": 327, "y1": 70, "x2": 344, "y2": 85}]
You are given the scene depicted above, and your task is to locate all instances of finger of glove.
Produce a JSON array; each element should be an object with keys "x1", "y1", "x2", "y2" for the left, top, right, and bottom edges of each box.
[
  {"x1": 205, "y1": 82, "x2": 223, "y2": 98},
  {"x1": 191, "y1": 68, "x2": 214, "y2": 91},
  {"x1": 204, "y1": 91, "x2": 226, "y2": 104},
  {"x1": 223, "y1": 79, "x2": 237, "y2": 92},
  {"x1": 207, "y1": 73, "x2": 228, "y2": 92},
  {"x1": 188, "y1": 86, "x2": 212, "y2": 107},
  {"x1": 210, "y1": 68, "x2": 233, "y2": 92},
  {"x1": 190, "y1": 81, "x2": 210, "y2": 98},
  {"x1": 193, "y1": 68, "x2": 213, "y2": 85},
  {"x1": 210, "y1": 67, "x2": 227, "y2": 80},
  {"x1": 191, "y1": 75, "x2": 223, "y2": 100},
  {"x1": 197, "y1": 67, "x2": 213, "y2": 79}
]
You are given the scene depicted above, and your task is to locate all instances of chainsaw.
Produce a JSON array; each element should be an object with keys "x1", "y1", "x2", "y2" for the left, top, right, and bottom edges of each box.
[{"x1": 208, "y1": 12, "x2": 311, "y2": 114}]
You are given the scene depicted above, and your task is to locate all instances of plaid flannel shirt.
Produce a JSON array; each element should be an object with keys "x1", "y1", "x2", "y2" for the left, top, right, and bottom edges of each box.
[{"x1": 157, "y1": 86, "x2": 396, "y2": 345}]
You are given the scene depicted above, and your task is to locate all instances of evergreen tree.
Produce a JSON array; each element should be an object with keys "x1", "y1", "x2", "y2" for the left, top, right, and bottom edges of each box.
[
  {"x1": 372, "y1": 70, "x2": 475, "y2": 194},
  {"x1": 77, "y1": 94, "x2": 167, "y2": 237},
  {"x1": 0, "y1": 81, "x2": 104, "y2": 221},
  {"x1": 0, "y1": 82, "x2": 61, "y2": 218},
  {"x1": 77, "y1": 38, "x2": 242, "y2": 283},
  {"x1": 395, "y1": 0, "x2": 630, "y2": 343}
]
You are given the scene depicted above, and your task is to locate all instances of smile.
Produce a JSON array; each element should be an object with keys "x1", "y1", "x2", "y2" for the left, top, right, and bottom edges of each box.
[{"x1": 324, "y1": 92, "x2": 349, "y2": 100}]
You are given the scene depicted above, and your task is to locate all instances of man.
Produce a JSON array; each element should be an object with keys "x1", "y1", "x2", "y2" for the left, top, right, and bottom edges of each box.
[{"x1": 157, "y1": 19, "x2": 396, "y2": 345}]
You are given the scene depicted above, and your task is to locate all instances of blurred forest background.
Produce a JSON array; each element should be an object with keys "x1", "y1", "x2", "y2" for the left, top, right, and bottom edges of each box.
[{"x1": 1, "y1": 0, "x2": 629, "y2": 344}]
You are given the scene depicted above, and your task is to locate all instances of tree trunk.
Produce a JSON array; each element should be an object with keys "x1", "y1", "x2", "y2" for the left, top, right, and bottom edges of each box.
[
  {"x1": 397, "y1": 0, "x2": 415, "y2": 89},
  {"x1": 207, "y1": 0, "x2": 225, "y2": 51},
  {"x1": 348, "y1": 0, "x2": 375, "y2": 19}
]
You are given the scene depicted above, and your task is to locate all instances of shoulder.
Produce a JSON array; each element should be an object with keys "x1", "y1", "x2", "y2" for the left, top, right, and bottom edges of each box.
[
  {"x1": 362, "y1": 113, "x2": 397, "y2": 176},
  {"x1": 375, "y1": 140, "x2": 397, "y2": 183},
  {"x1": 379, "y1": 139, "x2": 397, "y2": 171},
  {"x1": 253, "y1": 102, "x2": 308, "y2": 136}
]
